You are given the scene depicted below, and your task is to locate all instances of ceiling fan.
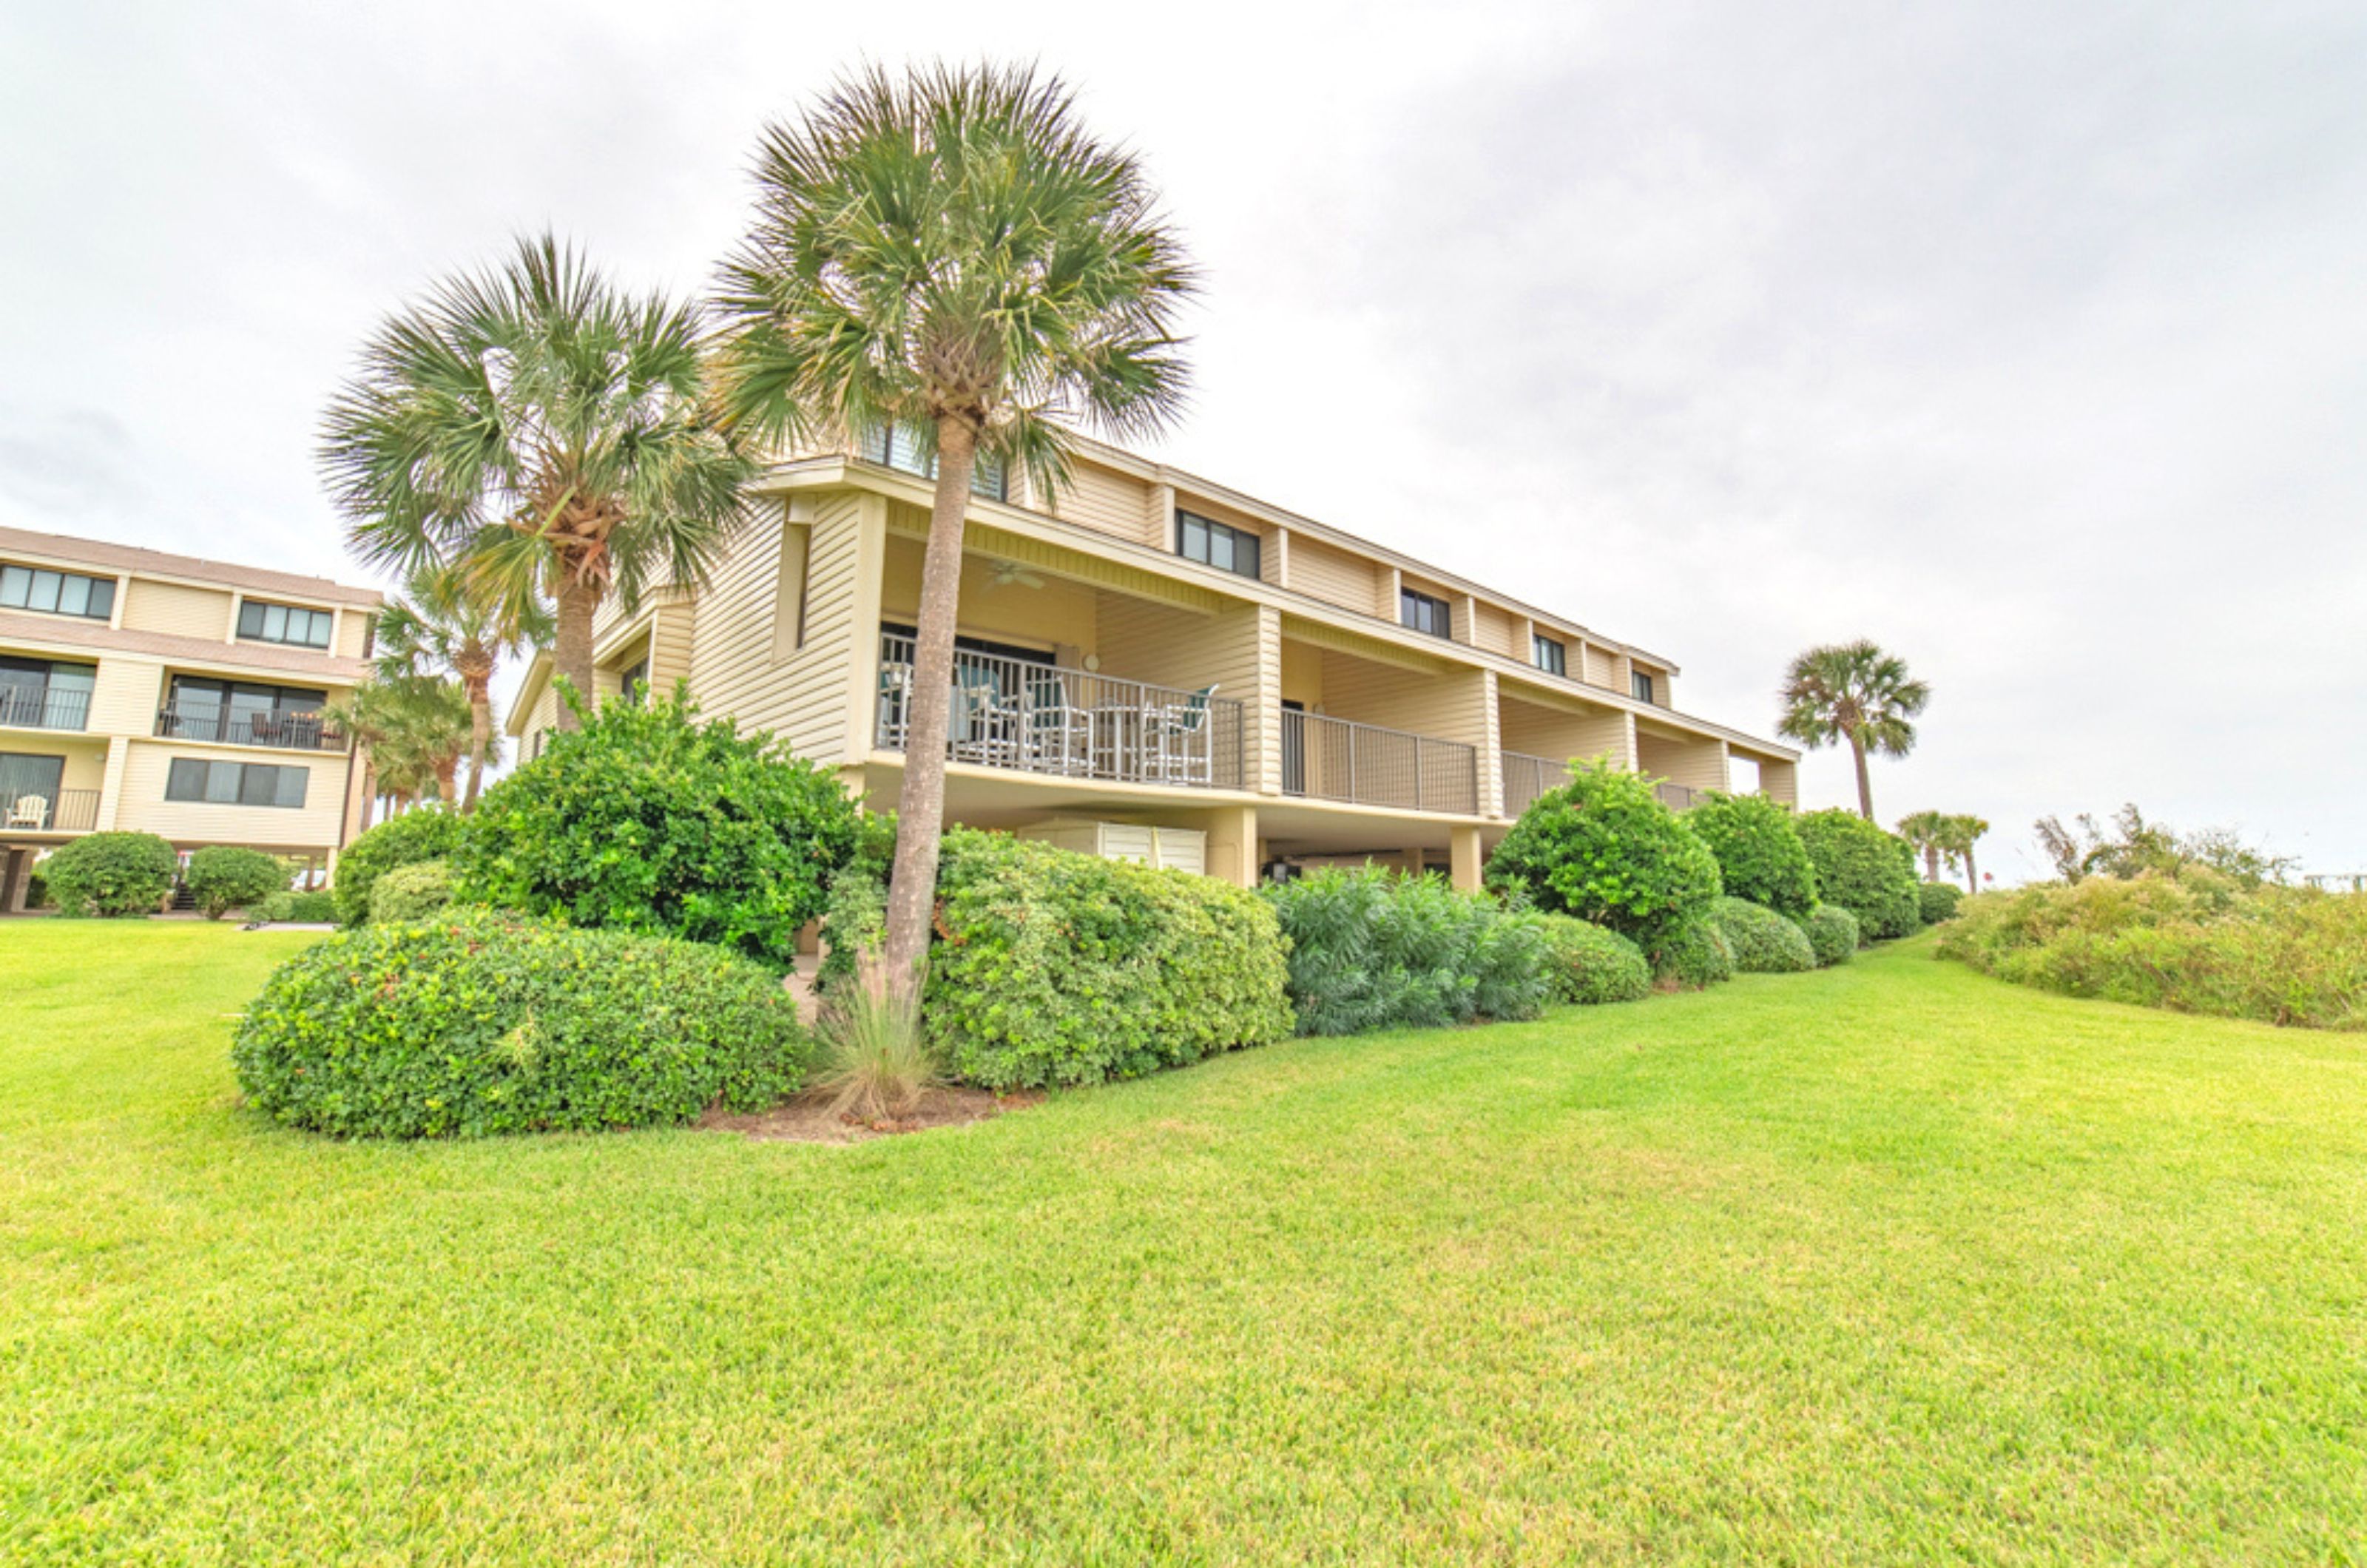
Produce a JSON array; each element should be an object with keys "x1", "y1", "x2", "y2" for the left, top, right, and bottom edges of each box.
[{"x1": 988, "y1": 559, "x2": 1047, "y2": 589}]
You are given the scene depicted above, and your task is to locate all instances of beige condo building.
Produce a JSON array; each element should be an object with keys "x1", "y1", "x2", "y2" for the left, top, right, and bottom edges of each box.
[
  {"x1": 510, "y1": 433, "x2": 1797, "y2": 890},
  {"x1": 0, "y1": 525, "x2": 380, "y2": 910}
]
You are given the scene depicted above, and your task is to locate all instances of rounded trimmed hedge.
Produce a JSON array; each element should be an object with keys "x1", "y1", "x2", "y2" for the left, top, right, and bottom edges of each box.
[
  {"x1": 186, "y1": 845, "x2": 286, "y2": 920},
  {"x1": 1800, "y1": 905, "x2": 1861, "y2": 967},
  {"x1": 1650, "y1": 922, "x2": 1735, "y2": 990},
  {"x1": 1534, "y1": 914, "x2": 1652, "y2": 1004},
  {"x1": 1919, "y1": 882, "x2": 1965, "y2": 925},
  {"x1": 1707, "y1": 896, "x2": 1817, "y2": 973},
  {"x1": 368, "y1": 859, "x2": 455, "y2": 923},
  {"x1": 1797, "y1": 811, "x2": 1922, "y2": 941},
  {"x1": 334, "y1": 807, "x2": 463, "y2": 926},
  {"x1": 233, "y1": 910, "x2": 811, "y2": 1138},
  {"x1": 1485, "y1": 760, "x2": 1723, "y2": 946},
  {"x1": 41, "y1": 831, "x2": 178, "y2": 917},
  {"x1": 1688, "y1": 793, "x2": 1819, "y2": 918}
]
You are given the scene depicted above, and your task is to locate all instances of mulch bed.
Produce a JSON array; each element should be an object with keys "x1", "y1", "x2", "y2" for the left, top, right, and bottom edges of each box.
[{"x1": 700, "y1": 1086, "x2": 1040, "y2": 1145}]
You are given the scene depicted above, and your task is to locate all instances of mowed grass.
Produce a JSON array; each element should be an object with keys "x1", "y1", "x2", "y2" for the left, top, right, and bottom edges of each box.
[{"x1": 4, "y1": 923, "x2": 2364, "y2": 1565}]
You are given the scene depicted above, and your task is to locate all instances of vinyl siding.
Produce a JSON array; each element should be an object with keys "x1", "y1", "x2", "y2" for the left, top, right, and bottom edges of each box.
[
  {"x1": 1581, "y1": 643, "x2": 1620, "y2": 689},
  {"x1": 334, "y1": 609, "x2": 374, "y2": 660},
  {"x1": 649, "y1": 601, "x2": 697, "y2": 688},
  {"x1": 1050, "y1": 460, "x2": 1159, "y2": 547},
  {"x1": 1289, "y1": 535, "x2": 1384, "y2": 617},
  {"x1": 1499, "y1": 697, "x2": 1632, "y2": 770},
  {"x1": 87, "y1": 658, "x2": 166, "y2": 734},
  {"x1": 1095, "y1": 595, "x2": 1271, "y2": 792},
  {"x1": 122, "y1": 579, "x2": 232, "y2": 641},
  {"x1": 114, "y1": 738, "x2": 354, "y2": 849},
  {"x1": 880, "y1": 533, "x2": 1100, "y2": 654},
  {"x1": 1471, "y1": 601, "x2": 1520, "y2": 659},
  {"x1": 687, "y1": 490, "x2": 876, "y2": 763},
  {"x1": 1635, "y1": 729, "x2": 1726, "y2": 794}
]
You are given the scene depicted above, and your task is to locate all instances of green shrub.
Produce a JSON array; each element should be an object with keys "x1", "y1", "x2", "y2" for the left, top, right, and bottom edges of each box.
[
  {"x1": 368, "y1": 860, "x2": 456, "y2": 923},
  {"x1": 1800, "y1": 905, "x2": 1860, "y2": 966},
  {"x1": 41, "y1": 832, "x2": 178, "y2": 918},
  {"x1": 334, "y1": 808, "x2": 463, "y2": 926},
  {"x1": 1265, "y1": 868, "x2": 1550, "y2": 1035},
  {"x1": 456, "y1": 689, "x2": 860, "y2": 964},
  {"x1": 1937, "y1": 875, "x2": 2366, "y2": 1031},
  {"x1": 1485, "y1": 760, "x2": 1723, "y2": 946},
  {"x1": 913, "y1": 831, "x2": 1294, "y2": 1088},
  {"x1": 233, "y1": 909, "x2": 811, "y2": 1138},
  {"x1": 259, "y1": 889, "x2": 339, "y2": 924},
  {"x1": 1797, "y1": 811, "x2": 1922, "y2": 941},
  {"x1": 24, "y1": 869, "x2": 48, "y2": 910},
  {"x1": 1707, "y1": 896, "x2": 1817, "y2": 973},
  {"x1": 1687, "y1": 793, "x2": 1819, "y2": 917},
  {"x1": 1650, "y1": 921, "x2": 1735, "y2": 989},
  {"x1": 1533, "y1": 915, "x2": 1652, "y2": 1004},
  {"x1": 185, "y1": 845, "x2": 286, "y2": 920},
  {"x1": 1918, "y1": 882, "x2": 1965, "y2": 925}
]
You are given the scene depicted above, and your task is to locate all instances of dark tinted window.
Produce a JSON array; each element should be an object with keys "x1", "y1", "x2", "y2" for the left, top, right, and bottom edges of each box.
[
  {"x1": 237, "y1": 600, "x2": 334, "y2": 649},
  {"x1": 1533, "y1": 634, "x2": 1566, "y2": 676},
  {"x1": 1177, "y1": 511, "x2": 1260, "y2": 579},
  {"x1": 1400, "y1": 588, "x2": 1451, "y2": 638}
]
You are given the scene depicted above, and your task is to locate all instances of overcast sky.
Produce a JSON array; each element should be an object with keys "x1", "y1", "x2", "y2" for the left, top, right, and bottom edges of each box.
[{"x1": 5, "y1": 1, "x2": 2363, "y2": 878}]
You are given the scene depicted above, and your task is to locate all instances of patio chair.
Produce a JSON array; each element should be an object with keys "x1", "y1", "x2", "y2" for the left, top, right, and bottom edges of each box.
[
  {"x1": 1149, "y1": 685, "x2": 1218, "y2": 785},
  {"x1": 875, "y1": 665, "x2": 912, "y2": 750},
  {"x1": 951, "y1": 679, "x2": 1022, "y2": 768},
  {"x1": 7, "y1": 794, "x2": 49, "y2": 831},
  {"x1": 1024, "y1": 670, "x2": 1093, "y2": 776}
]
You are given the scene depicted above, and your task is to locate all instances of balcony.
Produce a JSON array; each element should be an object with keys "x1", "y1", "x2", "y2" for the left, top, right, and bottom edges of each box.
[
  {"x1": 1501, "y1": 751, "x2": 1561, "y2": 817},
  {"x1": 0, "y1": 686, "x2": 90, "y2": 731},
  {"x1": 1, "y1": 788, "x2": 99, "y2": 833},
  {"x1": 1281, "y1": 710, "x2": 1478, "y2": 814},
  {"x1": 155, "y1": 704, "x2": 344, "y2": 751},
  {"x1": 875, "y1": 632, "x2": 1245, "y2": 790}
]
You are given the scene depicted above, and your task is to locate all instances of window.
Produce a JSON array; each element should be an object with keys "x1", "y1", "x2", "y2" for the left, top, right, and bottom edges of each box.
[
  {"x1": 616, "y1": 657, "x2": 648, "y2": 705},
  {"x1": 0, "y1": 658, "x2": 95, "y2": 729},
  {"x1": 163, "y1": 677, "x2": 328, "y2": 746},
  {"x1": 1631, "y1": 669, "x2": 1656, "y2": 704},
  {"x1": 237, "y1": 599, "x2": 334, "y2": 649},
  {"x1": 857, "y1": 422, "x2": 1007, "y2": 501},
  {"x1": 1400, "y1": 587, "x2": 1451, "y2": 638},
  {"x1": 1532, "y1": 633, "x2": 1567, "y2": 677},
  {"x1": 164, "y1": 757, "x2": 309, "y2": 808},
  {"x1": 0, "y1": 563, "x2": 115, "y2": 621},
  {"x1": 1176, "y1": 510, "x2": 1261, "y2": 580}
]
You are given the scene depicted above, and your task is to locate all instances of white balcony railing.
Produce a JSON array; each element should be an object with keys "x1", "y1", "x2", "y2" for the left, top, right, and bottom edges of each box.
[{"x1": 875, "y1": 632, "x2": 1244, "y2": 790}]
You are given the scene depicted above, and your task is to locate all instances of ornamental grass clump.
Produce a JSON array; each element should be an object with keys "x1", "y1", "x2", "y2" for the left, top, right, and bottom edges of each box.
[{"x1": 812, "y1": 952, "x2": 943, "y2": 1123}]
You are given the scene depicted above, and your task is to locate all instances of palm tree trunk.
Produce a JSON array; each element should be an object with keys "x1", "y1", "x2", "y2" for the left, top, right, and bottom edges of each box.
[
  {"x1": 1964, "y1": 845, "x2": 1979, "y2": 894},
  {"x1": 881, "y1": 416, "x2": 979, "y2": 1000},
  {"x1": 462, "y1": 673, "x2": 493, "y2": 811},
  {"x1": 553, "y1": 572, "x2": 600, "y2": 731},
  {"x1": 1923, "y1": 845, "x2": 1940, "y2": 883},
  {"x1": 1851, "y1": 735, "x2": 1874, "y2": 820}
]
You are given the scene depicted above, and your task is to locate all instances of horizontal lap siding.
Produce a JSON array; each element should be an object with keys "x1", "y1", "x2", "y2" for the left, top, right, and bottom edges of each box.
[
  {"x1": 115, "y1": 739, "x2": 352, "y2": 848},
  {"x1": 1051, "y1": 462, "x2": 1160, "y2": 547},
  {"x1": 1289, "y1": 536, "x2": 1382, "y2": 617},
  {"x1": 1095, "y1": 596, "x2": 1271, "y2": 791},
  {"x1": 122, "y1": 581, "x2": 231, "y2": 641},
  {"x1": 1499, "y1": 701, "x2": 1631, "y2": 769},
  {"x1": 687, "y1": 492, "x2": 871, "y2": 764},
  {"x1": 1635, "y1": 731, "x2": 1726, "y2": 794},
  {"x1": 650, "y1": 601, "x2": 697, "y2": 689}
]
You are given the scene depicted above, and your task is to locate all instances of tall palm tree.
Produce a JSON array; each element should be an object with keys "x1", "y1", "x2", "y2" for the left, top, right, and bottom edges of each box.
[
  {"x1": 1776, "y1": 640, "x2": 1931, "y2": 821},
  {"x1": 1895, "y1": 809, "x2": 1951, "y2": 884},
  {"x1": 329, "y1": 675, "x2": 476, "y2": 819},
  {"x1": 320, "y1": 233, "x2": 754, "y2": 730},
  {"x1": 1944, "y1": 814, "x2": 1991, "y2": 895},
  {"x1": 713, "y1": 62, "x2": 1195, "y2": 994},
  {"x1": 374, "y1": 561, "x2": 552, "y2": 810}
]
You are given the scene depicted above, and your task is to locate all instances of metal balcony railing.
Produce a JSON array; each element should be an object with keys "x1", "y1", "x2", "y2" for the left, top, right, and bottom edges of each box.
[
  {"x1": 154, "y1": 704, "x2": 343, "y2": 751},
  {"x1": 1501, "y1": 751, "x2": 1561, "y2": 817},
  {"x1": 0, "y1": 686, "x2": 90, "y2": 730},
  {"x1": 875, "y1": 632, "x2": 1244, "y2": 790},
  {"x1": 1, "y1": 788, "x2": 99, "y2": 833},
  {"x1": 1655, "y1": 781, "x2": 1697, "y2": 810},
  {"x1": 1280, "y1": 709, "x2": 1478, "y2": 814}
]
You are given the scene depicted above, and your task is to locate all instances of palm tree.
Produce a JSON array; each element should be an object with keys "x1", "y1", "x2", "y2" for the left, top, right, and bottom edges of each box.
[
  {"x1": 1945, "y1": 814, "x2": 1991, "y2": 895},
  {"x1": 1776, "y1": 641, "x2": 1931, "y2": 821},
  {"x1": 1896, "y1": 809, "x2": 1951, "y2": 883},
  {"x1": 374, "y1": 561, "x2": 552, "y2": 810},
  {"x1": 329, "y1": 675, "x2": 476, "y2": 819},
  {"x1": 713, "y1": 62, "x2": 1195, "y2": 994},
  {"x1": 320, "y1": 234, "x2": 754, "y2": 731}
]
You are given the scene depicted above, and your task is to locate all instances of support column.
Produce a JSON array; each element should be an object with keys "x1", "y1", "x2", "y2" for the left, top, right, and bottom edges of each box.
[
  {"x1": 1203, "y1": 805, "x2": 1259, "y2": 889},
  {"x1": 94, "y1": 737, "x2": 129, "y2": 831},
  {"x1": 1449, "y1": 824, "x2": 1484, "y2": 893}
]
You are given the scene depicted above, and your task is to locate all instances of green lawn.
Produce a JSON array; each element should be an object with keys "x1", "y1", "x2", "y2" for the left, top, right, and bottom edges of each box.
[{"x1": 4, "y1": 924, "x2": 2363, "y2": 1565}]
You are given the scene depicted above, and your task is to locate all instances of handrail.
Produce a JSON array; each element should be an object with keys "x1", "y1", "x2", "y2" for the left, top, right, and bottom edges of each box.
[
  {"x1": 0, "y1": 686, "x2": 90, "y2": 731},
  {"x1": 1, "y1": 788, "x2": 100, "y2": 832},
  {"x1": 154, "y1": 703, "x2": 343, "y2": 751},
  {"x1": 1280, "y1": 709, "x2": 1477, "y2": 814},
  {"x1": 875, "y1": 632, "x2": 1245, "y2": 790}
]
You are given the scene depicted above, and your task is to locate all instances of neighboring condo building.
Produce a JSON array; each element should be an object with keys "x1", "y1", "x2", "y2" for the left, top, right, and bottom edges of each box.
[
  {"x1": 0, "y1": 524, "x2": 380, "y2": 911},
  {"x1": 509, "y1": 434, "x2": 1799, "y2": 890}
]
